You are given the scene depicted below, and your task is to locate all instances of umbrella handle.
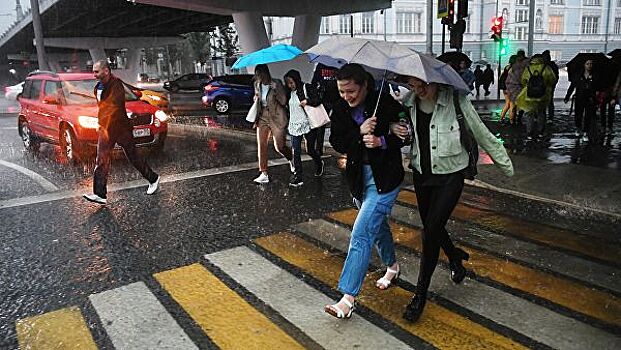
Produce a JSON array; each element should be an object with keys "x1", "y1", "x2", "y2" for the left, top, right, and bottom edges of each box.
[{"x1": 372, "y1": 69, "x2": 388, "y2": 117}]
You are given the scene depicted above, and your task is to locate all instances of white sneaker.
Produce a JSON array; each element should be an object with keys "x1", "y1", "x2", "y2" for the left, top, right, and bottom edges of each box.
[
  {"x1": 289, "y1": 160, "x2": 295, "y2": 173},
  {"x1": 581, "y1": 134, "x2": 589, "y2": 142},
  {"x1": 147, "y1": 176, "x2": 160, "y2": 195},
  {"x1": 253, "y1": 173, "x2": 269, "y2": 184},
  {"x1": 83, "y1": 193, "x2": 107, "y2": 205},
  {"x1": 574, "y1": 130, "x2": 580, "y2": 137}
]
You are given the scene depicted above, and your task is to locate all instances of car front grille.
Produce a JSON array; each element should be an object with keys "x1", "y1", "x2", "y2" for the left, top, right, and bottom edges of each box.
[{"x1": 130, "y1": 113, "x2": 152, "y2": 126}]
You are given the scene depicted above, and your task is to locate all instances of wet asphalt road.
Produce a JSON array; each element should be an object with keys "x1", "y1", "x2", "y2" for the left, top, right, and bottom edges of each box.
[{"x1": 1, "y1": 95, "x2": 620, "y2": 348}]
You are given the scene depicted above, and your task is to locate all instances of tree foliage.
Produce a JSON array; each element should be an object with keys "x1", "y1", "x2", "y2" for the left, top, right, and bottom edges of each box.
[{"x1": 211, "y1": 24, "x2": 239, "y2": 58}]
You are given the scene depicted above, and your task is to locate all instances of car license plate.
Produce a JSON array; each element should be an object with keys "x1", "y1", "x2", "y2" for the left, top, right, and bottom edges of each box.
[{"x1": 133, "y1": 128, "x2": 151, "y2": 138}]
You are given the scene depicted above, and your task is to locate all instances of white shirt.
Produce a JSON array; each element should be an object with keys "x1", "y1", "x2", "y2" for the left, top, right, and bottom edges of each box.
[
  {"x1": 288, "y1": 91, "x2": 311, "y2": 136},
  {"x1": 260, "y1": 84, "x2": 269, "y2": 106}
]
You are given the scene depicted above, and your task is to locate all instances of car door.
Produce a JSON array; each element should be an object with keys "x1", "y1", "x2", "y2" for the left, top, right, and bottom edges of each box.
[
  {"x1": 25, "y1": 79, "x2": 45, "y2": 137},
  {"x1": 178, "y1": 75, "x2": 191, "y2": 90},
  {"x1": 233, "y1": 75, "x2": 254, "y2": 107},
  {"x1": 41, "y1": 80, "x2": 63, "y2": 141}
]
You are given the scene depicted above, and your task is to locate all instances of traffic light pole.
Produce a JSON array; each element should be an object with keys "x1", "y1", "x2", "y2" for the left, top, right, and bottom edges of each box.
[
  {"x1": 442, "y1": 24, "x2": 446, "y2": 54},
  {"x1": 497, "y1": 46, "x2": 502, "y2": 100}
]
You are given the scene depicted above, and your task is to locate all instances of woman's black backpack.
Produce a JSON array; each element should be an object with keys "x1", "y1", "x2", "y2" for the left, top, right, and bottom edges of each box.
[{"x1": 526, "y1": 66, "x2": 546, "y2": 98}]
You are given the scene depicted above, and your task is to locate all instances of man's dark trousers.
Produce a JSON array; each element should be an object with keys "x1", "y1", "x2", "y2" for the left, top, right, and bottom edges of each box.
[{"x1": 93, "y1": 128, "x2": 158, "y2": 199}]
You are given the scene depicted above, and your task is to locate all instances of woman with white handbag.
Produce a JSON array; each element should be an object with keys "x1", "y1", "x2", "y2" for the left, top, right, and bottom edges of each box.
[
  {"x1": 283, "y1": 70, "x2": 325, "y2": 187},
  {"x1": 250, "y1": 64, "x2": 294, "y2": 184}
]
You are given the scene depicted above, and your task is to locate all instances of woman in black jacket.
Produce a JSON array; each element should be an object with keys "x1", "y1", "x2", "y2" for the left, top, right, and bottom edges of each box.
[
  {"x1": 324, "y1": 63, "x2": 407, "y2": 319},
  {"x1": 564, "y1": 59, "x2": 597, "y2": 142}
]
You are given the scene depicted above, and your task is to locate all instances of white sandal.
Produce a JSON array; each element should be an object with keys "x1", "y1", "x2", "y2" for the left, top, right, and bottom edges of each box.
[
  {"x1": 324, "y1": 297, "x2": 355, "y2": 319},
  {"x1": 376, "y1": 266, "x2": 400, "y2": 290}
]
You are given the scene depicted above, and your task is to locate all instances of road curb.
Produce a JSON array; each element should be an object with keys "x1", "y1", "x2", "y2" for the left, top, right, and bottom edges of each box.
[{"x1": 169, "y1": 123, "x2": 256, "y2": 141}]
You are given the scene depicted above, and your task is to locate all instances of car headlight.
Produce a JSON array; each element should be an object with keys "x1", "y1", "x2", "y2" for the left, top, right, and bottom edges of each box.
[
  {"x1": 78, "y1": 116, "x2": 99, "y2": 129},
  {"x1": 155, "y1": 110, "x2": 169, "y2": 122},
  {"x1": 149, "y1": 95, "x2": 162, "y2": 101}
]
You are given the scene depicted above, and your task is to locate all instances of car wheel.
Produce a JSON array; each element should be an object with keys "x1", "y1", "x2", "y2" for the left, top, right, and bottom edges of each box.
[
  {"x1": 214, "y1": 97, "x2": 230, "y2": 114},
  {"x1": 171, "y1": 84, "x2": 180, "y2": 93},
  {"x1": 19, "y1": 119, "x2": 40, "y2": 152},
  {"x1": 60, "y1": 126, "x2": 81, "y2": 164}
]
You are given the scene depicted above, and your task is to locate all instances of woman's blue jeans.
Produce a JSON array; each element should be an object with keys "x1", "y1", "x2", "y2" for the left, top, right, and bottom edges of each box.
[{"x1": 338, "y1": 165, "x2": 400, "y2": 297}]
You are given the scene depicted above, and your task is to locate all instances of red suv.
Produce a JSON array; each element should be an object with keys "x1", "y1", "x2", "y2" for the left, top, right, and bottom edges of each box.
[{"x1": 17, "y1": 72, "x2": 168, "y2": 163}]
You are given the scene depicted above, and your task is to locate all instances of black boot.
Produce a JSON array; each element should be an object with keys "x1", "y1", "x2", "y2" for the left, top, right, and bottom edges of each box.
[
  {"x1": 403, "y1": 293, "x2": 427, "y2": 323},
  {"x1": 449, "y1": 248, "x2": 470, "y2": 284}
]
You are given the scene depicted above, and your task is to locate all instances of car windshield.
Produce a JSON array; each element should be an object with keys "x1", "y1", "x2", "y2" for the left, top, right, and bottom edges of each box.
[{"x1": 61, "y1": 79, "x2": 139, "y2": 105}]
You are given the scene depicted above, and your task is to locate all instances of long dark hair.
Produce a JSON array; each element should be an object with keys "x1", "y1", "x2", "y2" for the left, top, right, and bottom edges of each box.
[
  {"x1": 254, "y1": 64, "x2": 272, "y2": 84},
  {"x1": 283, "y1": 69, "x2": 303, "y2": 92}
]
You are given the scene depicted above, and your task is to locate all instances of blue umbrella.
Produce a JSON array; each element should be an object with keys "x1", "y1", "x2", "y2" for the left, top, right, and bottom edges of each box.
[{"x1": 232, "y1": 44, "x2": 303, "y2": 69}]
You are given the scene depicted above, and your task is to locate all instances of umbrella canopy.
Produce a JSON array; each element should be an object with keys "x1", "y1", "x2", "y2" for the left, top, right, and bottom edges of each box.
[
  {"x1": 567, "y1": 52, "x2": 617, "y2": 89},
  {"x1": 608, "y1": 48, "x2": 621, "y2": 58},
  {"x1": 305, "y1": 37, "x2": 470, "y2": 92},
  {"x1": 232, "y1": 44, "x2": 303, "y2": 69},
  {"x1": 437, "y1": 51, "x2": 472, "y2": 68}
]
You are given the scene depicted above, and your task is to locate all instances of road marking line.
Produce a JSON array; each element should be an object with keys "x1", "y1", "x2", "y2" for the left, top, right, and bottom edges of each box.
[
  {"x1": 0, "y1": 155, "x2": 327, "y2": 210},
  {"x1": 154, "y1": 263, "x2": 304, "y2": 350},
  {"x1": 296, "y1": 218, "x2": 621, "y2": 350},
  {"x1": 0, "y1": 126, "x2": 17, "y2": 130},
  {"x1": 89, "y1": 281, "x2": 197, "y2": 350},
  {"x1": 329, "y1": 208, "x2": 621, "y2": 328},
  {"x1": 206, "y1": 247, "x2": 413, "y2": 350},
  {"x1": 255, "y1": 232, "x2": 528, "y2": 350},
  {"x1": 398, "y1": 190, "x2": 621, "y2": 265},
  {"x1": 0, "y1": 159, "x2": 58, "y2": 191},
  {"x1": 15, "y1": 306, "x2": 97, "y2": 350}
]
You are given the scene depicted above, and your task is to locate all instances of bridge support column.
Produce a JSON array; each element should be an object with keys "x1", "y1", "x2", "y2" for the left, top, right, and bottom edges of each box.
[
  {"x1": 291, "y1": 15, "x2": 321, "y2": 51},
  {"x1": 89, "y1": 48, "x2": 107, "y2": 63},
  {"x1": 232, "y1": 11, "x2": 270, "y2": 55}
]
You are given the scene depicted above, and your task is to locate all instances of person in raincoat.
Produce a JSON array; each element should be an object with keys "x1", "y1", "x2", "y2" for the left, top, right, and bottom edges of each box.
[
  {"x1": 391, "y1": 76, "x2": 514, "y2": 323},
  {"x1": 499, "y1": 55, "x2": 517, "y2": 123},
  {"x1": 515, "y1": 53, "x2": 558, "y2": 140},
  {"x1": 504, "y1": 50, "x2": 529, "y2": 125}
]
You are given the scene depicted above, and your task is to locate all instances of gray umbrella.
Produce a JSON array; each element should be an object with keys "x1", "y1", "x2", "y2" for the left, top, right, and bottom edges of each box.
[{"x1": 304, "y1": 37, "x2": 470, "y2": 92}]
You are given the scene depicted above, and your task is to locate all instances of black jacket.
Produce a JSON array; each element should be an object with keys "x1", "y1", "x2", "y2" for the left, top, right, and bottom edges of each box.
[
  {"x1": 293, "y1": 83, "x2": 321, "y2": 107},
  {"x1": 93, "y1": 75, "x2": 131, "y2": 135},
  {"x1": 330, "y1": 91, "x2": 406, "y2": 200}
]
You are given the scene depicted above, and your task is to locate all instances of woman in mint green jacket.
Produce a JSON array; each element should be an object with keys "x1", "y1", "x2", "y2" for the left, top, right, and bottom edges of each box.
[{"x1": 391, "y1": 76, "x2": 514, "y2": 323}]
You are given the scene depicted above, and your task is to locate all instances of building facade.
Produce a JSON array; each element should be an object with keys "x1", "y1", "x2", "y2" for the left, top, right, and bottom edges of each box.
[{"x1": 267, "y1": 0, "x2": 621, "y2": 65}]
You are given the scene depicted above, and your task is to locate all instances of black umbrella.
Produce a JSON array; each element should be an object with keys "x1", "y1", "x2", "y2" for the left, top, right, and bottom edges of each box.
[
  {"x1": 567, "y1": 52, "x2": 617, "y2": 89},
  {"x1": 608, "y1": 48, "x2": 621, "y2": 58},
  {"x1": 437, "y1": 51, "x2": 472, "y2": 68}
]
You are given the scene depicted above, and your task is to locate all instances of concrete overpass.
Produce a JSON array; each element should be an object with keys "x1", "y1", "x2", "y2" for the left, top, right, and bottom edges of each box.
[{"x1": 0, "y1": 0, "x2": 391, "y2": 82}]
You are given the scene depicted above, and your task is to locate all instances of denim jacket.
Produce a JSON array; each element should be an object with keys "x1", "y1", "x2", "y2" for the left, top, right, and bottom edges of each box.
[{"x1": 403, "y1": 87, "x2": 514, "y2": 177}]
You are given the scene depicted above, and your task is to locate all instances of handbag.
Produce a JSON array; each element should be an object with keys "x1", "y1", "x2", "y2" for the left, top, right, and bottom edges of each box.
[
  {"x1": 246, "y1": 98, "x2": 259, "y2": 123},
  {"x1": 452, "y1": 91, "x2": 478, "y2": 180},
  {"x1": 303, "y1": 84, "x2": 330, "y2": 129}
]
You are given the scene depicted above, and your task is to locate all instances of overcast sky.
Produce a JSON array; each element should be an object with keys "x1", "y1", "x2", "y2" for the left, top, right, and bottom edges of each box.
[{"x1": 0, "y1": 0, "x2": 29, "y2": 34}]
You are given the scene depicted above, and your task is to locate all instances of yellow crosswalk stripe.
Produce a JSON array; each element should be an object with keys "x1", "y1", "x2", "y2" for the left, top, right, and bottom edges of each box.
[
  {"x1": 328, "y1": 208, "x2": 621, "y2": 328},
  {"x1": 16, "y1": 306, "x2": 97, "y2": 350},
  {"x1": 154, "y1": 263, "x2": 305, "y2": 350},
  {"x1": 255, "y1": 232, "x2": 528, "y2": 350},
  {"x1": 397, "y1": 190, "x2": 621, "y2": 265}
]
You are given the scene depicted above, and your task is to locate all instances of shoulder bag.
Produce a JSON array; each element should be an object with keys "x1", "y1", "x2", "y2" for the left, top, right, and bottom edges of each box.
[
  {"x1": 303, "y1": 84, "x2": 330, "y2": 129},
  {"x1": 453, "y1": 91, "x2": 478, "y2": 180}
]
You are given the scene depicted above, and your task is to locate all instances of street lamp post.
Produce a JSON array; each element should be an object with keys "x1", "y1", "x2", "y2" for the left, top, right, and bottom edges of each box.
[{"x1": 30, "y1": 0, "x2": 49, "y2": 71}]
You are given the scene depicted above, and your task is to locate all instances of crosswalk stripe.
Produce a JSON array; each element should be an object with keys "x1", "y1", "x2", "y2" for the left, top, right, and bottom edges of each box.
[
  {"x1": 390, "y1": 204, "x2": 621, "y2": 295},
  {"x1": 154, "y1": 263, "x2": 305, "y2": 350},
  {"x1": 89, "y1": 282, "x2": 197, "y2": 350},
  {"x1": 15, "y1": 306, "x2": 97, "y2": 350},
  {"x1": 255, "y1": 232, "x2": 528, "y2": 350},
  {"x1": 295, "y1": 219, "x2": 621, "y2": 350},
  {"x1": 328, "y1": 208, "x2": 621, "y2": 328},
  {"x1": 398, "y1": 190, "x2": 621, "y2": 266},
  {"x1": 206, "y1": 246, "x2": 414, "y2": 349}
]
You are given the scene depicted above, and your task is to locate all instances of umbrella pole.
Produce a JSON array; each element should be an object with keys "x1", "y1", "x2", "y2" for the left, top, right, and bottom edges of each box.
[{"x1": 373, "y1": 70, "x2": 387, "y2": 117}]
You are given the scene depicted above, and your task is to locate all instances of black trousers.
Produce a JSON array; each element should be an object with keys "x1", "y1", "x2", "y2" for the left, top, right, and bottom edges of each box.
[
  {"x1": 574, "y1": 97, "x2": 596, "y2": 132},
  {"x1": 413, "y1": 172, "x2": 464, "y2": 294},
  {"x1": 93, "y1": 128, "x2": 158, "y2": 198}
]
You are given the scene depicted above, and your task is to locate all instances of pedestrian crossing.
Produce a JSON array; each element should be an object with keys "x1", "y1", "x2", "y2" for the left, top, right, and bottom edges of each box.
[{"x1": 14, "y1": 188, "x2": 621, "y2": 349}]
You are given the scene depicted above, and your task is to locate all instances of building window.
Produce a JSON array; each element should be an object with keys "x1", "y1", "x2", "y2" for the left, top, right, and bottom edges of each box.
[
  {"x1": 617, "y1": 0, "x2": 621, "y2": 7},
  {"x1": 583, "y1": 0, "x2": 601, "y2": 5},
  {"x1": 550, "y1": 0, "x2": 564, "y2": 4},
  {"x1": 515, "y1": 27, "x2": 527, "y2": 40},
  {"x1": 320, "y1": 17, "x2": 331, "y2": 34},
  {"x1": 615, "y1": 18, "x2": 621, "y2": 35},
  {"x1": 339, "y1": 15, "x2": 351, "y2": 34},
  {"x1": 396, "y1": 11, "x2": 421, "y2": 33},
  {"x1": 548, "y1": 15, "x2": 564, "y2": 34},
  {"x1": 361, "y1": 12, "x2": 375, "y2": 34},
  {"x1": 515, "y1": 9, "x2": 528, "y2": 23},
  {"x1": 535, "y1": 9, "x2": 543, "y2": 30},
  {"x1": 465, "y1": 15, "x2": 471, "y2": 33},
  {"x1": 516, "y1": 0, "x2": 527, "y2": 5},
  {"x1": 581, "y1": 16, "x2": 599, "y2": 34}
]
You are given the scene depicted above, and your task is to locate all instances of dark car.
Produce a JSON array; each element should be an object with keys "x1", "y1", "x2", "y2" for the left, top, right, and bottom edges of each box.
[
  {"x1": 163, "y1": 73, "x2": 211, "y2": 92},
  {"x1": 201, "y1": 74, "x2": 254, "y2": 114}
]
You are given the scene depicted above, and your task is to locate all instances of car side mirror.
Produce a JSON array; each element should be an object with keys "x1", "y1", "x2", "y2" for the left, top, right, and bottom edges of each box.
[
  {"x1": 43, "y1": 95, "x2": 59, "y2": 105},
  {"x1": 133, "y1": 90, "x2": 143, "y2": 98}
]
